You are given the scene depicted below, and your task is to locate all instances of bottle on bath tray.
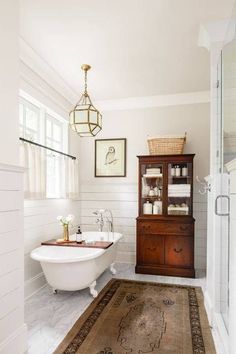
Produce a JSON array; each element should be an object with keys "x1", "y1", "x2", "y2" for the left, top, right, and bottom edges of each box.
[{"x1": 76, "y1": 226, "x2": 83, "y2": 243}]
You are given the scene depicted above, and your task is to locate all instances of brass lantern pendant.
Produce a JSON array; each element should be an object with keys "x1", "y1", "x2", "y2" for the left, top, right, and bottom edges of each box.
[{"x1": 69, "y1": 64, "x2": 102, "y2": 137}]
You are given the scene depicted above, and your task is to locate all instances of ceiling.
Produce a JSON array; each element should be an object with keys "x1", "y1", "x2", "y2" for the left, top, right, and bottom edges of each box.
[{"x1": 20, "y1": 0, "x2": 235, "y2": 101}]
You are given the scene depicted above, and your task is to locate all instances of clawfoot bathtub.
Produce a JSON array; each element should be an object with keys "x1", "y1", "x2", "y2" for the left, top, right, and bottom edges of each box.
[{"x1": 31, "y1": 231, "x2": 122, "y2": 297}]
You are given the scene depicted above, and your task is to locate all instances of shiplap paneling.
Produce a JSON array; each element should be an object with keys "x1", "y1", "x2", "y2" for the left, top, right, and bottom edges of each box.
[
  {"x1": 0, "y1": 164, "x2": 27, "y2": 354},
  {"x1": 80, "y1": 183, "x2": 207, "y2": 269},
  {"x1": 24, "y1": 198, "x2": 80, "y2": 298}
]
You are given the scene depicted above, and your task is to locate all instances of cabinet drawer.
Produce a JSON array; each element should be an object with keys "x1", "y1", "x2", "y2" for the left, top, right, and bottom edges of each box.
[
  {"x1": 139, "y1": 221, "x2": 193, "y2": 235},
  {"x1": 137, "y1": 235, "x2": 164, "y2": 265},
  {"x1": 165, "y1": 236, "x2": 194, "y2": 268}
]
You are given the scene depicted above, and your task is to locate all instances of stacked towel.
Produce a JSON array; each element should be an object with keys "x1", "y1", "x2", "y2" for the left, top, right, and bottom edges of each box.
[
  {"x1": 168, "y1": 184, "x2": 191, "y2": 197},
  {"x1": 146, "y1": 168, "x2": 161, "y2": 175}
]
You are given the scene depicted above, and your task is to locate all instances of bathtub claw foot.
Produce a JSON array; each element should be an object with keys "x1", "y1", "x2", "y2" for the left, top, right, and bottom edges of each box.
[
  {"x1": 53, "y1": 288, "x2": 58, "y2": 294},
  {"x1": 110, "y1": 263, "x2": 117, "y2": 275},
  {"x1": 90, "y1": 281, "x2": 98, "y2": 298}
]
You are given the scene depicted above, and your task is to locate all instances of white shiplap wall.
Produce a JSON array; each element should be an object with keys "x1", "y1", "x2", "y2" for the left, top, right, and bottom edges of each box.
[
  {"x1": 80, "y1": 182, "x2": 207, "y2": 270},
  {"x1": 0, "y1": 164, "x2": 27, "y2": 354},
  {"x1": 24, "y1": 198, "x2": 80, "y2": 299}
]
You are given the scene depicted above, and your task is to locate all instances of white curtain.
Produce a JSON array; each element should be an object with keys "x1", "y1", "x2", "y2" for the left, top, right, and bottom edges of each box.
[
  {"x1": 20, "y1": 142, "x2": 79, "y2": 200},
  {"x1": 20, "y1": 142, "x2": 47, "y2": 199},
  {"x1": 65, "y1": 157, "x2": 79, "y2": 200}
]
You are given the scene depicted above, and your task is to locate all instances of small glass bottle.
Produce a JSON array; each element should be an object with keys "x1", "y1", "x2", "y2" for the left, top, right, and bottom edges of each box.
[{"x1": 76, "y1": 226, "x2": 83, "y2": 243}]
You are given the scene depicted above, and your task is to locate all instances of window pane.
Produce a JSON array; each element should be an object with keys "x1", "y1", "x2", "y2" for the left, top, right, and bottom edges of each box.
[
  {"x1": 19, "y1": 95, "x2": 68, "y2": 199},
  {"x1": 46, "y1": 154, "x2": 62, "y2": 198},
  {"x1": 25, "y1": 106, "x2": 39, "y2": 131},
  {"x1": 19, "y1": 104, "x2": 24, "y2": 125},
  {"x1": 25, "y1": 129, "x2": 38, "y2": 142},
  {"x1": 53, "y1": 123, "x2": 62, "y2": 142},
  {"x1": 47, "y1": 120, "x2": 52, "y2": 138}
]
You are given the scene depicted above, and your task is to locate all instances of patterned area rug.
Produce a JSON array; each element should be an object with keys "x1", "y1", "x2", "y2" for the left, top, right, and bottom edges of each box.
[{"x1": 54, "y1": 279, "x2": 216, "y2": 354}]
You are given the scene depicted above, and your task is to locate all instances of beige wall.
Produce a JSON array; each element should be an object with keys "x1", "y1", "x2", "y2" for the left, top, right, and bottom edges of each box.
[
  {"x1": 79, "y1": 102, "x2": 210, "y2": 269},
  {"x1": 80, "y1": 103, "x2": 210, "y2": 183}
]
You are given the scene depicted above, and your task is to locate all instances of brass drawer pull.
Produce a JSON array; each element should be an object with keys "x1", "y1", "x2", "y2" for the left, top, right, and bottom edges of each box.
[
  {"x1": 180, "y1": 225, "x2": 188, "y2": 231},
  {"x1": 147, "y1": 247, "x2": 156, "y2": 252},
  {"x1": 174, "y1": 248, "x2": 183, "y2": 253}
]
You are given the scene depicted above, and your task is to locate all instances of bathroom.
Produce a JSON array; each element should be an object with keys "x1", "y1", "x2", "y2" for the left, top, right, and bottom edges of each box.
[{"x1": 1, "y1": 1, "x2": 236, "y2": 353}]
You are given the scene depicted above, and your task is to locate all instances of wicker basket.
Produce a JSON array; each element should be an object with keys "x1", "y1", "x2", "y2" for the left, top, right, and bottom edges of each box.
[{"x1": 147, "y1": 133, "x2": 186, "y2": 155}]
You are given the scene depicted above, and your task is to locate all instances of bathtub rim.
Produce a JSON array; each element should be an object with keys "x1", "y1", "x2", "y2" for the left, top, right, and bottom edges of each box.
[{"x1": 31, "y1": 245, "x2": 106, "y2": 264}]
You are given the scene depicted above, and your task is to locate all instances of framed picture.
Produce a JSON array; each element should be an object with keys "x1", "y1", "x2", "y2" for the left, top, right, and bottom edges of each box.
[{"x1": 95, "y1": 138, "x2": 127, "y2": 177}]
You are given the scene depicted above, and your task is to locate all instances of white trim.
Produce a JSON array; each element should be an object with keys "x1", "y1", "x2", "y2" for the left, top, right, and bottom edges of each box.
[
  {"x1": 24, "y1": 272, "x2": 46, "y2": 300},
  {"x1": 198, "y1": 21, "x2": 235, "y2": 52},
  {"x1": 19, "y1": 37, "x2": 77, "y2": 104},
  {"x1": 213, "y1": 313, "x2": 229, "y2": 354},
  {"x1": 0, "y1": 163, "x2": 25, "y2": 173},
  {"x1": 19, "y1": 89, "x2": 68, "y2": 125},
  {"x1": 94, "y1": 91, "x2": 210, "y2": 112},
  {"x1": 204, "y1": 290, "x2": 229, "y2": 354},
  {"x1": 226, "y1": 158, "x2": 236, "y2": 173},
  {"x1": 20, "y1": 37, "x2": 210, "y2": 112},
  {"x1": 204, "y1": 290, "x2": 213, "y2": 325}
]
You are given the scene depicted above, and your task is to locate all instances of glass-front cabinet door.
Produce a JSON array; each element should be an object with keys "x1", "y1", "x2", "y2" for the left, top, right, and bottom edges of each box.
[
  {"x1": 167, "y1": 162, "x2": 193, "y2": 216},
  {"x1": 141, "y1": 163, "x2": 163, "y2": 215}
]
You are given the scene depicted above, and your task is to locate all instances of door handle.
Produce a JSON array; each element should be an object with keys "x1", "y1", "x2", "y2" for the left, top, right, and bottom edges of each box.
[
  {"x1": 174, "y1": 248, "x2": 183, "y2": 253},
  {"x1": 180, "y1": 225, "x2": 188, "y2": 231},
  {"x1": 215, "y1": 195, "x2": 230, "y2": 216},
  {"x1": 147, "y1": 247, "x2": 156, "y2": 252}
]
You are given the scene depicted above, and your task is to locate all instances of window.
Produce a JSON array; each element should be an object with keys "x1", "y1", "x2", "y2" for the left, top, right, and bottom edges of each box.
[
  {"x1": 19, "y1": 92, "x2": 68, "y2": 198},
  {"x1": 19, "y1": 98, "x2": 41, "y2": 142}
]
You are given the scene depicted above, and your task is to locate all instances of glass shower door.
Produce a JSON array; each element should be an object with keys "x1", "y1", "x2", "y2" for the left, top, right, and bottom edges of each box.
[{"x1": 216, "y1": 38, "x2": 236, "y2": 332}]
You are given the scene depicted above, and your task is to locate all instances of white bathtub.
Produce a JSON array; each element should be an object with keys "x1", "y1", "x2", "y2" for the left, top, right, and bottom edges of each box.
[{"x1": 31, "y1": 231, "x2": 122, "y2": 297}]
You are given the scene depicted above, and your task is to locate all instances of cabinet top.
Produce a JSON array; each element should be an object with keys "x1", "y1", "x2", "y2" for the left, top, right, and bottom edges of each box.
[{"x1": 137, "y1": 154, "x2": 195, "y2": 160}]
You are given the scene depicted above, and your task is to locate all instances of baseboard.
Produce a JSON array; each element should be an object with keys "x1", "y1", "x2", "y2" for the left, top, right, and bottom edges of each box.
[
  {"x1": 204, "y1": 290, "x2": 213, "y2": 325},
  {"x1": 24, "y1": 272, "x2": 46, "y2": 300},
  {"x1": 212, "y1": 313, "x2": 229, "y2": 354},
  {"x1": 0, "y1": 324, "x2": 27, "y2": 354},
  {"x1": 204, "y1": 290, "x2": 228, "y2": 354}
]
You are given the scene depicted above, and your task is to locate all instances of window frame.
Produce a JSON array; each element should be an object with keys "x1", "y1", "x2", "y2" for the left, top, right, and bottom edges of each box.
[{"x1": 19, "y1": 90, "x2": 69, "y2": 199}]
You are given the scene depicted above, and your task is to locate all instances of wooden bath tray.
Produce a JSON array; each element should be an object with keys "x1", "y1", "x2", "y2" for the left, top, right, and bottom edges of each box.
[{"x1": 41, "y1": 239, "x2": 113, "y2": 249}]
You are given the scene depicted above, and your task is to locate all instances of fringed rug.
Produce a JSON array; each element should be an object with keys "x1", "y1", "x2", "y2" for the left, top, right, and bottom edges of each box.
[{"x1": 54, "y1": 279, "x2": 216, "y2": 354}]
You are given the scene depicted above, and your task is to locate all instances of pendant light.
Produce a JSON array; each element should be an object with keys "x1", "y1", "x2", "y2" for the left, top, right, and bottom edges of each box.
[{"x1": 69, "y1": 64, "x2": 102, "y2": 137}]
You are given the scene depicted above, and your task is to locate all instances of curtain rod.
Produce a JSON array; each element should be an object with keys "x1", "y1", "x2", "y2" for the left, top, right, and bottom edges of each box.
[{"x1": 19, "y1": 137, "x2": 77, "y2": 160}]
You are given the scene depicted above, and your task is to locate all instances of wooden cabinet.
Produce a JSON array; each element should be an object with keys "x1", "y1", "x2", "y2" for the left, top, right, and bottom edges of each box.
[{"x1": 135, "y1": 154, "x2": 195, "y2": 278}]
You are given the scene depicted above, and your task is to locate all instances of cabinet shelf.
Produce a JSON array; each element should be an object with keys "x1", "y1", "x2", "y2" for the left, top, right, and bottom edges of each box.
[{"x1": 142, "y1": 196, "x2": 162, "y2": 200}]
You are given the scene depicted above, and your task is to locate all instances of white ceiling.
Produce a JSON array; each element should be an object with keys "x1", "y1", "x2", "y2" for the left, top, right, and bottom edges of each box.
[{"x1": 20, "y1": 0, "x2": 235, "y2": 101}]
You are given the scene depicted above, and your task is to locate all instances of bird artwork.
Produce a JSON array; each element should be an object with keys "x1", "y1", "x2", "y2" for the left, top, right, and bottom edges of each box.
[{"x1": 105, "y1": 146, "x2": 118, "y2": 165}]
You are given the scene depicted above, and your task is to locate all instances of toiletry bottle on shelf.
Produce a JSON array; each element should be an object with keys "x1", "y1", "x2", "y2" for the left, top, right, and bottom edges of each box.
[
  {"x1": 171, "y1": 165, "x2": 175, "y2": 177},
  {"x1": 76, "y1": 226, "x2": 83, "y2": 243},
  {"x1": 143, "y1": 201, "x2": 153, "y2": 214},
  {"x1": 175, "y1": 165, "x2": 181, "y2": 177},
  {"x1": 182, "y1": 165, "x2": 188, "y2": 177},
  {"x1": 153, "y1": 204, "x2": 159, "y2": 214}
]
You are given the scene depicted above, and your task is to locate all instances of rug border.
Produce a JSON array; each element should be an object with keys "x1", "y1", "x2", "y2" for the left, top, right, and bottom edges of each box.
[{"x1": 53, "y1": 278, "x2": 215, "y2": 354}]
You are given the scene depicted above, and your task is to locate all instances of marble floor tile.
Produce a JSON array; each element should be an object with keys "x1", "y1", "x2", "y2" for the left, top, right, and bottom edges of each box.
[{"x1": 25, "y1": 263, "x2": 206, "y2": 354}]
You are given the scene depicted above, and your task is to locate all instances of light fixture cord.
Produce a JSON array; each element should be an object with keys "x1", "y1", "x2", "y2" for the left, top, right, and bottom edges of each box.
[{"x1": 84, "y1": 69, "x2": 88, "y2": 96}]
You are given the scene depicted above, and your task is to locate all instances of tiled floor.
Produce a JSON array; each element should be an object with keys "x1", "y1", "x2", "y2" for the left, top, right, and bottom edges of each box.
[{"x1": 25, "y1": 263, "x2": 206, "y2": 354}]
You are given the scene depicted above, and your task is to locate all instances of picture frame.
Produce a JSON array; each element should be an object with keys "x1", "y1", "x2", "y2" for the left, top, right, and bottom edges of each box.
[{"x1": 95, "y1": 138, "x2": 127, "y2": 177}]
